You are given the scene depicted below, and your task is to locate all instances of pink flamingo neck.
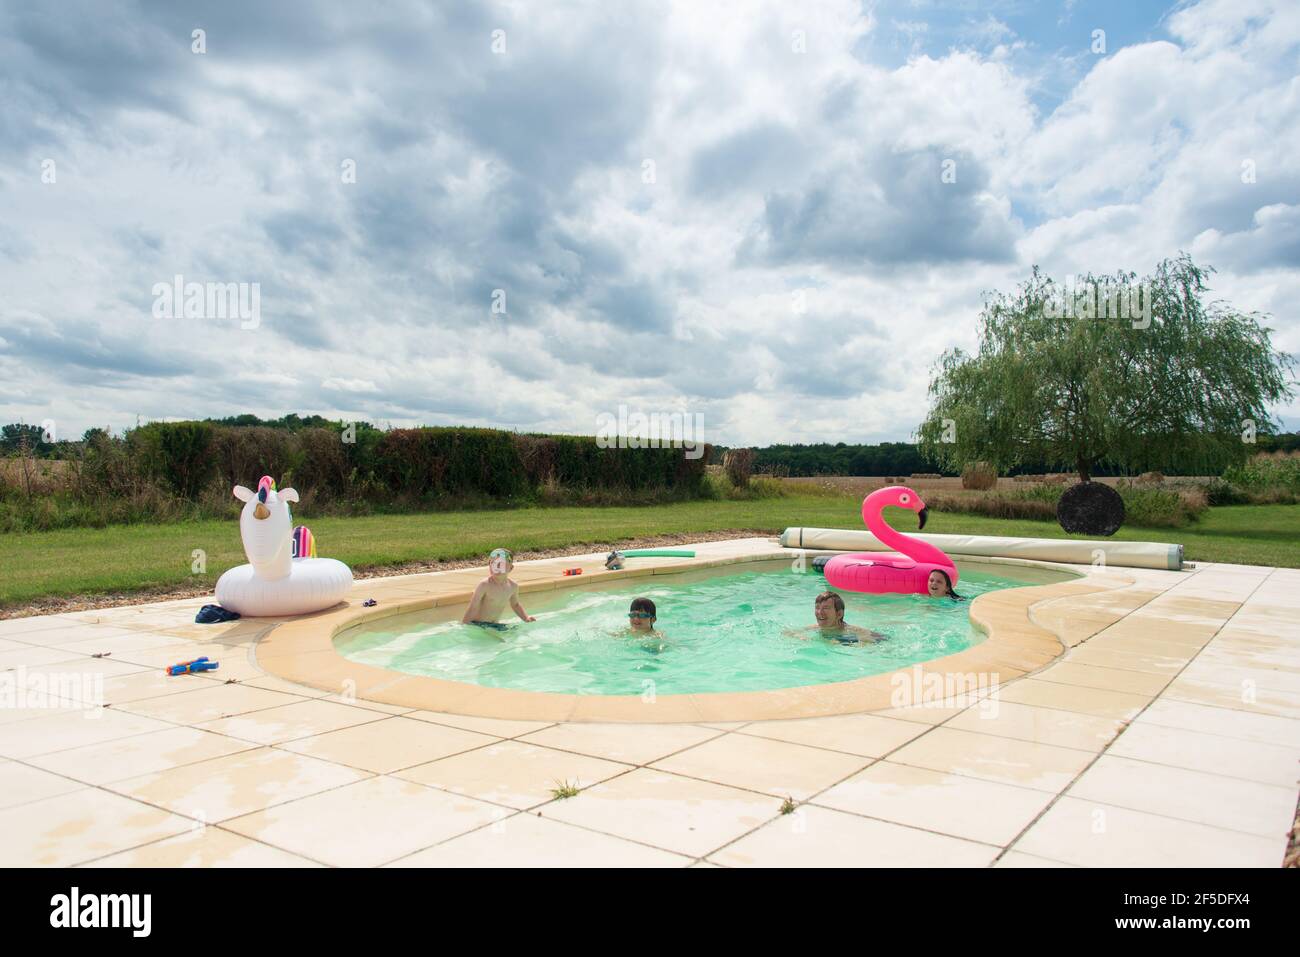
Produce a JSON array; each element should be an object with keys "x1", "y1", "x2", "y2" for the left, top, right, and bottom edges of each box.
[{"x1": 862, "y1": 494, "x2": 953, "y2": 568}]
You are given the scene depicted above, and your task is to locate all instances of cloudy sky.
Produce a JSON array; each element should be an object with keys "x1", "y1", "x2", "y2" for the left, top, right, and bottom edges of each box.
[{"x1": 1, "y1": 0, "x2": 1297, "y2": 446}]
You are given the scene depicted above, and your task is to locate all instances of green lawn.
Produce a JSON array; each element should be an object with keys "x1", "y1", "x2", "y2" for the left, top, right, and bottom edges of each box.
[{"x1": 0, "y1": 498, "x2": 1296, "y2": 609}]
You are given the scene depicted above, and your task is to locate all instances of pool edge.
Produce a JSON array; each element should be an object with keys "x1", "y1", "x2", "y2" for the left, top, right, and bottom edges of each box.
[{"x1": 252, "y1": 543, "x2": 1138, "y2": 723}]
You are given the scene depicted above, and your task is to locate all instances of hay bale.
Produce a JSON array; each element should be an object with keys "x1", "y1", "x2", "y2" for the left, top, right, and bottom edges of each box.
[
  {"x1": 1057, "y1": 481, "x2": 1125, "y2": 536},
  {"x1": 961, "y1": 461, "x2": 997, "y2": 490}
]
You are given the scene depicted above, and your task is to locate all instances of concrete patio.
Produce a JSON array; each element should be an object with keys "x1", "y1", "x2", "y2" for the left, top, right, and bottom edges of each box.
[{"x1": 0, "y1": 538, "x2": 1296, "y2": 867}]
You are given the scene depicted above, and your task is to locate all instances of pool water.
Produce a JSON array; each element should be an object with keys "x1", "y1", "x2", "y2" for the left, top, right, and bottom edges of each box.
[{"x1": 335, "y1": 562, "x2": 1071, "y2": 696}]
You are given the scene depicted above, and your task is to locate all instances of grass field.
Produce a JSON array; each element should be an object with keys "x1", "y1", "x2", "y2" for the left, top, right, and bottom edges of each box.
[{"x1": 1, "y1": 496, "x2": 1297, "y2": 611}]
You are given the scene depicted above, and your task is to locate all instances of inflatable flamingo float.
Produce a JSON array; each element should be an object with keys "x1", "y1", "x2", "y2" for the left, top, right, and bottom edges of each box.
[
  {"x1": 822, "y1": 486, "x2": 959, "y2": 596},
  {"x1": 215, "y1": 476, "x2": 353, "y2": 617}
]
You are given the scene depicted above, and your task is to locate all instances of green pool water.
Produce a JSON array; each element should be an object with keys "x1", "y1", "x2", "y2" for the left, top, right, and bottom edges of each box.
[{"x1": 335, "y1": 561, "x2": 1073, "y2": 696}]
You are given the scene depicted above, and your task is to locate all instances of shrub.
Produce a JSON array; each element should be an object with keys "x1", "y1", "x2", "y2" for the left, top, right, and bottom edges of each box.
[
  {"x1": 128, "y1": 421, "x2": 216, "y2": 499},
  {"x1": 724, "y1": 448, "x2": 754, "y2": 487},
  {"x1": 1224, "y1": 452, "x2": 1300, "y2": 494},
  {"x1": 371, "y1": 427, "x2": 706, "y2": 502},
  {"x1": 1115, "y1": 484, "x2": 1207, "y2": 527},
  {"x1": 440, "y1": 428, "x2": 530, "y2": 497},
  {"x1": 1010, "y1": 483, "x2": 1067, "y2": 505},
  {"x1": 930, "y1": 481, "x2": 1209, "y2": 528},
  {"x1": 1136, "y1": 471, "x2": 1165, "y2": 484},
  {"x1": 702, "y1": 472, "x2": 786, "y2": 500},
  {"x1": 3, "y1": 422, "x2": 716, "y2": 530},
  {"x1": 672, "y1": 443, "x2": 711, "y2": 495},
  {"x1": 371, "y1": 429, "x2": 450, "y2": 500},
  {"x1": 210, "y1": 426, "x2": 300, "y2": 492},
  {"x1": 1180, "y1": 477, "x2": 1250, "y2": 507},
  {"x1": 961, "y1": 461, "x2": 997, "y2": 490},
  {"x1": 292, "y1": 427, "x2": 354, "y2": 500},
  {"x1": 74, "y1": 429, "x2": 136, "y2": 498},
  {"x1": 517, "y1": 433, "x2": 707, "y2": 494}
]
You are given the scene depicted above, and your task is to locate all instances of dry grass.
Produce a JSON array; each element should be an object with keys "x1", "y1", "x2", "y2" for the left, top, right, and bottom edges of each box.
[{"x1": 0, "y1": 457, "x2": 73, "y2": 496}]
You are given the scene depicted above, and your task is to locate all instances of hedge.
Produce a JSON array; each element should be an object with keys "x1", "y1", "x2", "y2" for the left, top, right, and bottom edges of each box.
[
  {"x1": 128, "y1": 421, "x2": 216, "y2": 499},
  {"x1": 118, "y1": 422, "x2": 710, "y2": 504}
]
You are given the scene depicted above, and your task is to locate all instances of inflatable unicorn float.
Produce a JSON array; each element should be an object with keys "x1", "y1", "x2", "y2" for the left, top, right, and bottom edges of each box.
[
  {"x1": 822, "y1": 485, "x2": 960, "y2": 597},
  {"x1": 215, "y1": 476, "x2": 353, "y2": 617}
]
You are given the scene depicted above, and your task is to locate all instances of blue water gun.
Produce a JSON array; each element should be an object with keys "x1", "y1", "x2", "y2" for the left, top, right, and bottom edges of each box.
[{"x1": 165, "y1": 656, "x2": 220, "y2": 676}]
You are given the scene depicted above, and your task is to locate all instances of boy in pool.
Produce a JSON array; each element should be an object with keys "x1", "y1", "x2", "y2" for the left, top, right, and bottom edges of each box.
[
  {"x1": 626, "y1": 596, "x2": 666, "y2": 652},
  {"x1": 807, "y1": 591, "x2": 884, "y2": 644},
  {"x1": 626, "y1": 596, "x2": 659, "y2": 634},
  {"x1": 461, "y1": 548, "x2": 536, "y2": 632}
]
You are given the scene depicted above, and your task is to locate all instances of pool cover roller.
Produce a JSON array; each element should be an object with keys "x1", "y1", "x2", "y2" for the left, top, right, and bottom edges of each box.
[{"x1": 781, "y1": 528, "x2": 1183, "y2": 571}]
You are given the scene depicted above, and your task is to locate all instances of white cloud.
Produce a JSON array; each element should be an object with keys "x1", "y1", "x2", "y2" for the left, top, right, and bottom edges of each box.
[
  {"x1": 0, "y1": 0, "x2": 1296, "y2": 444},
  {"x1": 321, "y1": 377, "x2": 380, "y2": 394}
]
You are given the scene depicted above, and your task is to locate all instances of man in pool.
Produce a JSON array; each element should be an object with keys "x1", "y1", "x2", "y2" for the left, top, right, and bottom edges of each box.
[
  {"x1": 807, "y1": 591, "x2": 884, "y2": 644},
  {"x1": 461, "y1": 548, "x2": 536, "y2": 633}
]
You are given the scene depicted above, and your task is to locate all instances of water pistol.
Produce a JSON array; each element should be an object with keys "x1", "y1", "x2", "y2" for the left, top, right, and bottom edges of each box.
[{"x1": 165, "y1": 656, "x2": 220, "y2": 676}]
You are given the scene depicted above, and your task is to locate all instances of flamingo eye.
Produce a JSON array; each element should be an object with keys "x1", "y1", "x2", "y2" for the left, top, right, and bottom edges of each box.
[{"x1": 900, "y1": 494, "x2": 911, "y2": 504}]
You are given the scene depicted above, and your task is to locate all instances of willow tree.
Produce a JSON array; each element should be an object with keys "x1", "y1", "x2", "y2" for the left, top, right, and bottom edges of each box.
[{"x1": 917, "y1": 256, "x2": 1295, "y2": 482}]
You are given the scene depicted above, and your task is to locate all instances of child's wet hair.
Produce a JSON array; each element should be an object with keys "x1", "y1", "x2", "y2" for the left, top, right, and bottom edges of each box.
[
  {"x1": 936, "y1": 571, "x2": 966, "y2": 601},
  {"x1": 630, "y1": 597, "x2": 656, "y2": 617}
]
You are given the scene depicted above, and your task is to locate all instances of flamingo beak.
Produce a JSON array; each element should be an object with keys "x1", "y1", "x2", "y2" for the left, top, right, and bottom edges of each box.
[
  {"x1": 253, "y1": 503, "x2": 271, "y2": 520},
  {"x1": 917, "y1": 506, "x2": 929, "y2": 531}
]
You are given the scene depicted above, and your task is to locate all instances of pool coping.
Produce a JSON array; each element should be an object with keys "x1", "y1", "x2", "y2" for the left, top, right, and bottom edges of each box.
[{"x1": 252, "y1": 542, "x2": 1140, "y2": 722}]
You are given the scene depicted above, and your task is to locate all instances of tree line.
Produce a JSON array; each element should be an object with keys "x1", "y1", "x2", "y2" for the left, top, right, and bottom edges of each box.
[{"x1": 8, "y1": 419, "x2": 1299, "y2": 478}]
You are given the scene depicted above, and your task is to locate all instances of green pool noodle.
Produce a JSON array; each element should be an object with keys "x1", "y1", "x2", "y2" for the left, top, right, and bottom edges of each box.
[{"x1": 620, "y1": 549, "x2": 696, "y2": 558}]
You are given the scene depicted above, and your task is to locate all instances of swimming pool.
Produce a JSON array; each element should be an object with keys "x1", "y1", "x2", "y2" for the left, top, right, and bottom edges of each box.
[{"x1": 334, "y1": 560, "x2": 1075, "y2": 696}]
